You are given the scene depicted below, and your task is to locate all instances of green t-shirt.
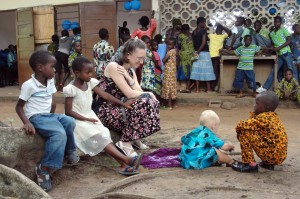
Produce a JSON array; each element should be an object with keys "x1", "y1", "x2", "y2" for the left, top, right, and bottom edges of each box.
[
  {"x1": 270, "y1": 27, "x2": 291, "y2": 55},
  {"x1": 235, "y1": 44, "x2": 261, "y2": 70}
]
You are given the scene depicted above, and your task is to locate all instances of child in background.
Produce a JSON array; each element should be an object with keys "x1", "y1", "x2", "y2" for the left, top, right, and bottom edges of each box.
[
  {"x1": 291, "y1": 23, "x2": 300, "y2": 81},
  {"x1": 162, "y1": 38, "x2": 177, "y2": 109},
  {"x1": 155, "y1": 34, "x2": 167, "y2": 77},
  {"x1": 224, "y1": 17, "x2": 245, "y2": 50},
  {"x1": 275, "y1": 69, "x2": 300, "y2": 103},
  {"x1": 140, "y1": 35, "x2": 157, "y2": 95},
  {"x1": 253, "y1": 20, "x2": 271, "y2": 48},
  {"x1": 47, "y1": 34, "x2": 59, "y2": 55},
  {"x1": 15, "y1": 51, "x2": 79, "y2": 192},
  {"x1": 208, "y1": 24, "x2": 231, "y2": 91},
  {"x1": 232, "y1": 91, "x2": 288, "y2": 172},
  {"x1": 69, "y1": 27, "x2": 81, "y2": 54},
  {"x1": 67, "y1": 40, "x2": 82, "y2": 80},
  {"x1": 178, "y1": 24, "x2": 194, "y2": 93},
  {"x1": 190, "y1": 17, "x2": 216, "y2": 93},
  {"x1": 150, "y1": 39, "x2": 162, "y2": 98},
  {"x1": 63, "y1": 57, "x2": 142, "y2": 176},
  {"x1": 93, "y1": 28, "x2": 114, "y2": 77},
  {"x1": 179, "y1": 110, "x2": 235, "y2": 170},
  {"x1": 222, "y1": 35, "x2": 261, "y2": 98}
]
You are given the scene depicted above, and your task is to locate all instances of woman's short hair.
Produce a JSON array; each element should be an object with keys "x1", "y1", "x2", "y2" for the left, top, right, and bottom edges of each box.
[
  {"x1": 119, "y1": 39, "x2": 147, "y2": 64},
  {"x1": 139, "y1": 16, "x2": 150, "y2": 27}
]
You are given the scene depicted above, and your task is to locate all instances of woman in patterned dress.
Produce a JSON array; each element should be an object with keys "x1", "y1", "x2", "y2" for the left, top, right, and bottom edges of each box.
[
  {"x1": 93, "y1": 39, "x2": 160, "y2": 157},
  {"x1": 161, "y1": 38, "x2": 177, "y2": 109}
]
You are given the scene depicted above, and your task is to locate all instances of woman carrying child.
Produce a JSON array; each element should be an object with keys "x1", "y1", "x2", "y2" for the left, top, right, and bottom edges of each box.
[
  {"x1": 162, "y1": 38, "x2": 177, "y2": 109},
  {"x1": 63, "y1": 57, "x2": 142, "y2": 176}
]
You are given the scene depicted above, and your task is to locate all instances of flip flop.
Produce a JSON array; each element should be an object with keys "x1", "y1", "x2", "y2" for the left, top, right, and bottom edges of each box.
[
  {"x1": 118, "y1": 166, "x2": 139, "y2": 176},
  {"x1": 130, "y1": 154, "x2": 143, "y2": 170}
]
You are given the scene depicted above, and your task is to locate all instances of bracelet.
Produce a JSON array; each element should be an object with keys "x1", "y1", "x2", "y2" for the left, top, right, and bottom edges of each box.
[{"x1": 129, "y1": 81, "x2": 135, "y2": 86}]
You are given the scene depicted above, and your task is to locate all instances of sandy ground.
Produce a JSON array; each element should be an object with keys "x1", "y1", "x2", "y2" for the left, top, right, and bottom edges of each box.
[{"x1": 1, "y1": 101, "x2": 300, "y2": 199}]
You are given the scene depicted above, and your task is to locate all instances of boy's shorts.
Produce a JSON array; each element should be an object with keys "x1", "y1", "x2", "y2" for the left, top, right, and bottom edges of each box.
[{"x1": 232, "y1": 69, "x2": 256, "y2": 91}]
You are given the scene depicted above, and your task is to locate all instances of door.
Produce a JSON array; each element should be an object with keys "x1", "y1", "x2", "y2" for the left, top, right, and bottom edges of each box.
[
  {"x1": 80, "y1": 2, "x2": 116, "y2": 62},
  {"x1": 16, "y1": 8, "x2": 35, "y2": 86}
]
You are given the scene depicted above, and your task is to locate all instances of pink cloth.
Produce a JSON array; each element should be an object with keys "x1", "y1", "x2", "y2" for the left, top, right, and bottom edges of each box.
[
  {"x1": 152, "y1": 51, "x2": 162, "y2": 74},
  {"x1": 131, "y1": 18, "x2": 157, "y2": 39}
]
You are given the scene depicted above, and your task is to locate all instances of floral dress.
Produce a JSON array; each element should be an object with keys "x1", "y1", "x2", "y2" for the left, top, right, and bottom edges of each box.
[
  {"x1": 93, "y1": 40, "x2": 114, "y2": 76},
  {"x1": 274, "y1": 77, "x2": 300, "y2": 102},
  {"x1": 93, "y1": 69, "x2": 160, "y2": 142},
  {"x1": 178, "y1": 33, "x2": 194, "y2": 80},
  {"x1": 161, "y1": 49, "x2": 177, "y2": 100},
  {"x1": 141, "y1": 49, "x2": 157, "y2": 94}
]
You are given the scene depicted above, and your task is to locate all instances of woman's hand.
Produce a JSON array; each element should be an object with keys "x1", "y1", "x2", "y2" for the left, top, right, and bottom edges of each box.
[{"x1": 117, "y1": 66, "x2": 131, "y2": 80}]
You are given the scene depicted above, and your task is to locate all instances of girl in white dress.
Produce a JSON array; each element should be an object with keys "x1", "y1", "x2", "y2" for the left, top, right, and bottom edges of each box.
[{"x1": 63, "y1": 57, "x2": 142, "y2": 176}]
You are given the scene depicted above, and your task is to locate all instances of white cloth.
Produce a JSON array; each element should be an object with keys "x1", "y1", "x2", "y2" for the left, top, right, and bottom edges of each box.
[
  {"x1": 63, "y1": 78, "x2": 112, "y2": 156},
  {"x1": 19, "y1": 74, "x2": 56, "y2": 119}
]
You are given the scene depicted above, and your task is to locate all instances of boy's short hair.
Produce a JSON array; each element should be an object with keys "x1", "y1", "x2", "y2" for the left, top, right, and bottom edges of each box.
[
  {"x1": 259, "y1": 91, "x2": 279, "y2": 112},
  {"x1": 199, "y1": 110, "x2": 220, "y2": 128},
  {"x1": 244, "y1": 35, "x2": 252, "y2": 41},
  {"x1": 141, "y1": 35, "x2": 151, "y2": 43},
  {"x1": 150, "y1": 39, "x2": 158, "y2": 46},
  {"x1": 154, "y1": 34, "x2": 163, "y2": 43},
  {"x1": 72, "y1": 27, "x2": 81, "y2": 35},
  {"x1": 274, "y1": 16, "x2": 282, "y2": 23},
  {"x1": 61, "y1": 30, "x2": 69, "y2": 37},
  {"x1": 29, "y1": 50, "x2": 53, "y2": 71},
  {"x1": 285, "y1": 68, "x2": 293, "y2": 75},
  {"x1": 292, "y1": 24, "x2": 300, "y2": 31},
  {"x1": 181, "y1": 24, "x2": 190, "y2": 32},
  {"x1": 99, "y1": 28, "x2": 109, "y2": 39},
  {"x1": 197, "y1": 17, "x2": 206, "y2": 26}
]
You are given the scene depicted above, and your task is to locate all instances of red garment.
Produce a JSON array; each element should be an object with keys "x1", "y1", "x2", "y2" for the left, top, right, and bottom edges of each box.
[
  {"x1": 152, "y1": 51, "x2": 162, "y2": 74},
  {"x1": 131, "y1": 18, "x2": 157, "y2": 39}
]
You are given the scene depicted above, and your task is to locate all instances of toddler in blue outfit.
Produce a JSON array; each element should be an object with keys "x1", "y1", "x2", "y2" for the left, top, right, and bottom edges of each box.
[{"x1": 178, "y1": 110, "x2": 235, "y2": 169}]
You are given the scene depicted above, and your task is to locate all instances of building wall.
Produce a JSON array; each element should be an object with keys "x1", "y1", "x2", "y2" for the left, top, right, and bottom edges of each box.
[{"x1": 0, "y1": 11, "x2": 16, "y2": 49}]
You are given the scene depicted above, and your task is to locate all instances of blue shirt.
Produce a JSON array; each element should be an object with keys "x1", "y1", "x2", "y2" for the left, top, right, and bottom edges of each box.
[
  {"x1": 178, "y1": 125, "x2": 224, "y2": 169},
  {"x1": 291, "y1": 34, "x2": 300, "y2": 59}
]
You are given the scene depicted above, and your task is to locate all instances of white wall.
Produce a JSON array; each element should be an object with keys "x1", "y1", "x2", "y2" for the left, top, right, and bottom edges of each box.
[{"x1": 0, "y1": 11, "x2": 16, "y2": 50}]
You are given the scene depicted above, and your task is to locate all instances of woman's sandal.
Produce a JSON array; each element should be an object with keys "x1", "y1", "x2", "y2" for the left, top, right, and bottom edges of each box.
[
  {"x1": 118, "y1": 166, "x2": 139, "y2": 176},
  {"x1": 132, "y1": 140, "x2": 150, "y2": 150},
  {"x1": 115, "y1": 141, "x2": 138, "y2": 157}
]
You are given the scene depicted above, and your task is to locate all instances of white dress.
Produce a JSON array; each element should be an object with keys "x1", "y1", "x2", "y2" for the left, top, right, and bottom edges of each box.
[{"x1": 63, "y1": 78, "x2": 112, "y2": 156}]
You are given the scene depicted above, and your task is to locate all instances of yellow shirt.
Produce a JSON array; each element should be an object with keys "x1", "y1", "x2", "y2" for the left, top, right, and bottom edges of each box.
[{"x1": 208, "y1": 33, "x2": 228, "y2": 57}]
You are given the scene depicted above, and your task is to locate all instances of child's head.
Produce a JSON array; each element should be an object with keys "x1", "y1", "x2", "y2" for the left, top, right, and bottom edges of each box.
[
  {"x1": 244, "y1": 35, "x2": 252, "y2": 46},
  {"x1": 154, "y1": 34, "x2": 163, "y2": 44},
  {"x1": 172, "y1": 18, "x2": 182, "y2": 30},
  {"x1": 8, "y1": 44, "x2": 15, "y2": 51},
  {"x1": 284, "y1": 68, "x2": 293, "y2": 81},
  {"x1": 121, "y1": 33, "x2": 131, "y2": 44},
  {"x1": 167, "y1": 38, "x2": 176, "y2": 50},
  {"x1": 72, "y1": 27, "x2": 81, "y2": 35},
  {"x1": 274, "y1": 16, "x2": 282, "y2": 29},
  {"x1": 292, "y1": 23, "x2": 300, "y2": 34},
  {"x1": 254, "y1": 91, "x2": 279, "y2": 115},
  {"x1": 141, "y1": 35, "x2": 151, "y2": 49},
  {"x1": 61, "y1": 30, "x2": 69, "y2": 37},
  {"x1": 215, "y1": 24, "x2": 223, "y2": 34},
  {"x1": 99, "y1": 28, "x2": 109, "y2": 40},
  {"x1": 150, "y1": 39, "x2": 158, "y2": 51},
  {"x1": 123, "y1": 21, "x2": 127, "y2": 27},
  {"x1": 199, "y1": 110, "x2": 220, "y2": 133},
  {"x1": 196, "y1": 17, "x2": 206, "y2": 28},
  {"x1": 181, "y1": 24, "x2": 190, "y2": 33},
  {"x1": 139, "y1": 16, "x2": 150, "y2": 28},
  {"x1": 235, "y1": 17, "x2": 245, "y2": 26},
  {"x1": 73, "y1": 41, "x2": 82, "y2": 53},
  {"x1": 244, "y1": 19, "x2": 252, "y2": 28},
  {"x1": 72, "y1": 57, "x2": 94, "y2": 82},
  {"x1": 254, "y1": 20, "x2": 262, "y2": 32},
  {"x1": 51, "y1": 34, "x2": 59, "y2": 43},
  {"x1": 29, "y1": 50, "x2": 56, "y2": 79}
]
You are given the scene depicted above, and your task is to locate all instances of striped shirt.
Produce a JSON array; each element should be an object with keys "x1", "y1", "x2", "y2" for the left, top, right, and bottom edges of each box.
[
  {"x1": 235, "y1": 44, "x2": 261, "y2": 70},
  {"x1": 270, "y1": 27, "x2": 291, "y2": 55}
]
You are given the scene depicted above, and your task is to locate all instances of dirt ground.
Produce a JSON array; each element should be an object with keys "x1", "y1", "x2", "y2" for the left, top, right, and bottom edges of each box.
[{"x1": 1, "y1": 101, "x2": 300, "y2": 199}]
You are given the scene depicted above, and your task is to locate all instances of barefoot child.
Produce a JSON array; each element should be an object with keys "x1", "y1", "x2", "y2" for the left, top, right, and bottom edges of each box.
[
  {"x1": 232, "y1": 91, "x2": 288, "y2": 172},
  {"x1": 274, "y1": 69, "x2": 300, "y2": 103},
  {"x1": 15, "y1": 51, "x2": 79, "y2": 192},
  {"x1": 178, "y1": 110, "x2": 235, "y2": 169},
  {"x1": 63, "y1": 57, "x2": 142, "y2": 176},
  {"x1": 162, "y1": 38, "x2": 177, "y2": 109}
]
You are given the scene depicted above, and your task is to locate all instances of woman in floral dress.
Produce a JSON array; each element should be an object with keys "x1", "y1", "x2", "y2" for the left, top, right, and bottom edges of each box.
[{"x1": 93, "y1": 39, "x2": 160, "y2": 157}]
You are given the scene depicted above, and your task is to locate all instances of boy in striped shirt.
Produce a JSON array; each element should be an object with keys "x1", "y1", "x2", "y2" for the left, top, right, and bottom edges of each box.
[{"x1": 222, "y1": 35, "x2": 261, "y2": 97}]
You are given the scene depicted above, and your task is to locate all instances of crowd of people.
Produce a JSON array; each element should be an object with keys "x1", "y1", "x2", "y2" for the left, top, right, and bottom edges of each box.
[
  {"x1": 12, "y1": 13, "x2": 297, "y2": 192},
  {"x1": 0, "y1": 44, "x2": 18, "y2": 87}
]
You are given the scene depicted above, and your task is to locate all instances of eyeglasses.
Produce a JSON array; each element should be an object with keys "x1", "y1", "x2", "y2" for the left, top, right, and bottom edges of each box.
[{"x1": 135, "y1": 56, "x2": 145, "y2": 61}]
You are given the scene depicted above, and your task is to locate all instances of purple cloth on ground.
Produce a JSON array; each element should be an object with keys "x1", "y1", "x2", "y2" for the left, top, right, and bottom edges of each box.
[{"x1": 141, "y1": 148, "x2": 181, "y2": 169}]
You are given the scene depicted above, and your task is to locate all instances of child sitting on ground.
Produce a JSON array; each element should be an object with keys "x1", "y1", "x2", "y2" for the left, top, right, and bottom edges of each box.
[
  {"x1": 15, "y1": 51, "x2": 79, "y2": 192},
  {"x1": 63, "y1": 57, "x2": 142, "y2": 176},
  {"x1": 178, "y1": 110, "x2": 235, "y2": 169},
  {"x1": 275, "y1": 69, "x2": 300, "y2": 103},
  {"x1": 232, "y1": 91, "x2": 288, "y2": 172}
]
